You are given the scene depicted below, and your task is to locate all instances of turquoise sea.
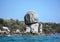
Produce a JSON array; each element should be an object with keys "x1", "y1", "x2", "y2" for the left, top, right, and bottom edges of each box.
[{"x1": 0, "y1": 33, "x2": 60, "y2": 42}]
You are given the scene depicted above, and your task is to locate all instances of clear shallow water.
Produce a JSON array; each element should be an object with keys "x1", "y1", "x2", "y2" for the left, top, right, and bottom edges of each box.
[{"x1": 0, "y1": 34, "x2": 60, "y2": 42}]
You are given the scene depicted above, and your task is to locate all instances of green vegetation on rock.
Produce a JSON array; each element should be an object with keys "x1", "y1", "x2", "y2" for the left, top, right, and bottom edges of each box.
[{"x1": 0, "y1": 18, "x2": 60, "y2": 34}]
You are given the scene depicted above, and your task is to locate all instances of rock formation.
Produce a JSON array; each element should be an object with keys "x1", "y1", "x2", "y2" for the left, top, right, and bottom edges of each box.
[
  {"x1": 24, "y1": 11, "x2": 38, "y2": 25},
  {"x1": 24, "y1": 11, "x2": 42, "y2": 33}
]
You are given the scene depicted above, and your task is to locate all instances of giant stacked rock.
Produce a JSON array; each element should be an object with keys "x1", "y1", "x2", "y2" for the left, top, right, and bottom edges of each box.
[{"x1": 24, "y1": 11, "x2": 40, "y2": 33}]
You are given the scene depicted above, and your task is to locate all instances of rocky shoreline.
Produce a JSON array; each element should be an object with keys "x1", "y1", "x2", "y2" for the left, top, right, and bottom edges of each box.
[{"x1": 0, "y1": 32, "x2": 56, "y2": 36}]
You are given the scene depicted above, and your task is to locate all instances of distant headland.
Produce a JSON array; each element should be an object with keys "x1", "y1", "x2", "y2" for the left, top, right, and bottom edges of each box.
[{"x1": 0, "y1": 11, "x2": 60, "y2": 36}]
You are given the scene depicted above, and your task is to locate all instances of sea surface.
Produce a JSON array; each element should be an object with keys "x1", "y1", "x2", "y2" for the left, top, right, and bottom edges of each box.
[{"x1": 0, "y1": 33, "x2": 60, "y2": 42}]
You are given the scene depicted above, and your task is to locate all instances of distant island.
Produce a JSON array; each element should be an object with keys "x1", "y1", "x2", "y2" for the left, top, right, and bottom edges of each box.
[{"x1": 0, "y1": 18, "x2": 60, "y2": 36}]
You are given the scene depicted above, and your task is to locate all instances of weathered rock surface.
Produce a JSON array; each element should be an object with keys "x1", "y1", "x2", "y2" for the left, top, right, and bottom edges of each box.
[
  {"x1": 24, "y1": 11, "x2": 38, "y2": 25},
  {"x1": 24, "y1": 11, "x2": 42, "y2": 34},
  {"x1": 30, "y1": 23, "x2": 39, "y2": 33}
]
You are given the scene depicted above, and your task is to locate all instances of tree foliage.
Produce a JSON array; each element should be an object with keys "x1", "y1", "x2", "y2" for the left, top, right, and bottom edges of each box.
[{"x1": 0, "y1": 18, "x2": 60, "y2": 34}]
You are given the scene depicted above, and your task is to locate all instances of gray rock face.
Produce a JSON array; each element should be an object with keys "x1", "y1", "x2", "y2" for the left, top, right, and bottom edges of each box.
[
  {"x1": 24, "y1": 11, "x2": 38, "y2": 25},
  {"x1": 25, "y1": 23, "x2": 39, "y2": 33},
  {"x1": 24, "y1": 11, "x2": 42, "y2": 33},
  {"x1": 30, "y1": 23, "x2": 39, "y2": 33}
]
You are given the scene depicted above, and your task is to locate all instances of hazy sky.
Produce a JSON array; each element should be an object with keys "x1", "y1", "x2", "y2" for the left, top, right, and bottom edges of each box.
[{"x1": 0, "y1": 0, "x2": 60, "y2": 23}]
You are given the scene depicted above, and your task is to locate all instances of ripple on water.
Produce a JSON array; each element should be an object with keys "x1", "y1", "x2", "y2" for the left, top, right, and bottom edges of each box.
[{"x1": 0, "y1": 34, "x2": 60, "y2": 42}]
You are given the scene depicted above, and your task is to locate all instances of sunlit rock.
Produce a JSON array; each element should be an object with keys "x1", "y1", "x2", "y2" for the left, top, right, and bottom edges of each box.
[
  {"x1": 25, "y1": 26, "x2": 30, "y2": 33},
  {"x1": 24, "y1": 11, "x2": 43, "y2": 34},
  {"x1": 2, "y1": 26, "x2": 10, "y2": 32},
  {"x1": 24, "y1": 11, "x2": 38, "y2": 25},
  {"x1": 30, "y1": 23, "x2": 39, "y2": 33},
  {"x1": 16, "y1": 29, "x2": 20, "y2": 33}
]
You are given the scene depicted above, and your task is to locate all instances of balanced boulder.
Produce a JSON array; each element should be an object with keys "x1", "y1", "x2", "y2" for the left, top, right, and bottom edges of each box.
[{"x1": 24, "y1": 11, "x2": 38, "y2": 25}]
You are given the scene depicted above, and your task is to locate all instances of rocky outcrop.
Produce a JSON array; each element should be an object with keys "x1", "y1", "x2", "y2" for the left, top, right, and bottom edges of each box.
[
  {"x1": 24, "y1": 11, "x2": 42, "y2": 34},
  {"x1": 24, "y1": 11, "x2": 38, "y2": 25}
]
